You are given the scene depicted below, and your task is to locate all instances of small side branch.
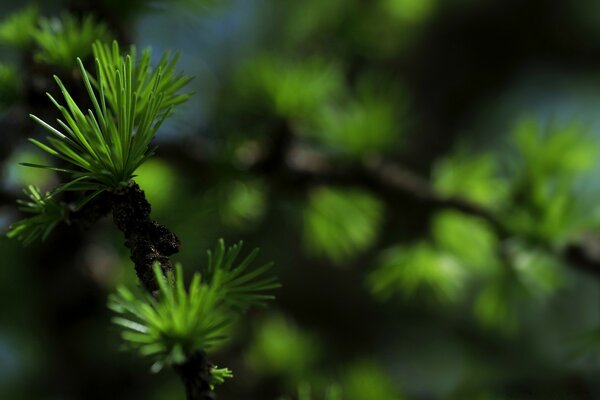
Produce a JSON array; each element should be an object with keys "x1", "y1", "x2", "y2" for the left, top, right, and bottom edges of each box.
[{"x1": 173, "y1": 351, "x2": 216, "y2": 400}]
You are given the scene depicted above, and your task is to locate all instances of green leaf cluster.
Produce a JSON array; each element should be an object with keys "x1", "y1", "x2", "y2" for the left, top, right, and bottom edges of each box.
[
  {"x1": 369, "y1": 242, "x2": 466, "y2": 302},
  {"x1": 246, "y1": 314, "x2": 321, "y2": 380},
  {"x1": 433, "y1": 152, "x2": 508, "y2": 209},
  {"x1": 0, "y1": 6, "x2": 38, "y2": 48},
  {"x1": 204, "y1": 239, "x2": 280, "y2": 311},
  {"x1": 109, "y1": 240, "x2": 279, "y2": 373},
  {"x1": 6, "y1": 186, "x2": 66, "y2": 246},
  {"x1": 303, "y1": 187, "x2": 383, "y2": 264},
  {"x1": 9, "y1": 40, "x2": 192, "y2": 245},
  {"x1": 33, "y1": 14, "x2": 111, "y2": 70},
  {"x1": 314, "y1": 93, "x2": 398, "y2": 157},
  {"x1": 507, "y1": 117, "x2": 597, "y2": 242},
  {"x1": 368, "y1": 211, "x2": 499, "y2": 302},
  {"x1": 209, "y1": 366, "x2": 234, "y2": 390},
  {"x1": 0, "y1": 8, "x2": 110, "y2": 70},
  {"x1": 28, "y1": 41, "x2": 191, "y2": 201},
  {"x1": 238, "y1": 56, "x2": 343, "y2": 119}
]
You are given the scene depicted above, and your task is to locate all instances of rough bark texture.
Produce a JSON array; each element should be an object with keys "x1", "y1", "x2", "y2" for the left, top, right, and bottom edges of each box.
[
  {"x1": 108, "y1": 182, "x2": 180, "y2": 293},
  {"x1": 173, "y1": 352, "x2": 216, "y2": 400}
]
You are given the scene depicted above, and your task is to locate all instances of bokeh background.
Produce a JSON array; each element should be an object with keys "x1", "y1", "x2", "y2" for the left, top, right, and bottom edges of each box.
[{"x1": 2, "y1": 0, "x2": 600, "y2": 399}]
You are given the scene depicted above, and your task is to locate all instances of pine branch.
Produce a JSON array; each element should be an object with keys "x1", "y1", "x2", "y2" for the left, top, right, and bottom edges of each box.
[
  {"x1": 4, "y1": 39, "x2": 214, "y2": 398},
  {"x1": 159, "y1": 136, "x2": 600, "y2": 278}
]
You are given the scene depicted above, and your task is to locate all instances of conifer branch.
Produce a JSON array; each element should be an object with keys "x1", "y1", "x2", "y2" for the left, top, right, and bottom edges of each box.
[{"x1": 159, "y1": 136, "x2": 600, "y2": 278}]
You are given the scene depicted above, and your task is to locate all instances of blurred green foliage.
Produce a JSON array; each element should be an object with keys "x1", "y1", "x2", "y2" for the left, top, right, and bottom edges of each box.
[
  {"x1": 217, "y1": 178, "x2": 266, "y2": 228},
  {"x1": 33, "y1": 14, "x2": 111, "y2": 70},
  {"x1": 340, "y1": 361, "x2": 404, "y2": 400},
  {"x1": 239, "y1": 56, "x2": 343, "y2": 120},
  {"x1": 135, "y1": 159, "x2": 180, "y2": 211},
  {"x1": 432, "y1": 211, "x2": 498, "y2": 270},
  {"x1": 0, "y1": 64, "x2": 21, "y2": 108},
  {"x1": 369, "y1": 242, "x2": 465, "y2": 302},
  {"x1": 433, "y1": 153, "x2": 508, "y2": 209},
  {"x1": 246, "y1": 314, "x2": 321, "y2": 382},
  {"x1": 303, "y1": 188, "x2": 383, "y2": 264},
  {"x1": 508, "y1": 118, "x2": 597, "y2": 243},
  {"x1": 0, "y1": 6, "x2": 37, "y2": 48},
  {"x1": 314, "y1": 93, "x2": 399, "y2": 157}
]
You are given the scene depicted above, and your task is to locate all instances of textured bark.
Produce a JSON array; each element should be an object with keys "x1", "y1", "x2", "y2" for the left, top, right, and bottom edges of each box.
[
  {"x1": 108, "y1": 182, "x2": 180, "y2": 293},
  {"x1": 173, "y1": 352, "x2": 216, "y2": 400}
]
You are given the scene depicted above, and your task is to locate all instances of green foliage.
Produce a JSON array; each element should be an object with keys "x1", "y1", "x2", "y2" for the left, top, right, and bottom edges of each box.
[
  {"x1": 33, "y1": 14, "x2": 111, "y2": 70},
  {"x1": 369, "y1": 211, "x2": 499, "y2": 302},
  {"x1": 369, "y1": 242, "x2": 465, "y2": 302},
  {"x1": 209, "y1": 366, "x2": 233, "y2": 390},
  {"x1": 507, "y1": 118, "x2": 597, "y2": 242},
  {"x1": 109, "y1": 241, "x2": 278, "y2": 372},
  {"x1": 217, "y1": 179, "x2": 266, "y2": 228},
  {"x1": 0, "y1": 63, "x2": 22, "y2": 108},
  {"x1": 284, "y1": 361, "x2": 403, "y2": 400},
  {"x1": 26, "y1": 41, "x2": 191, "y2": 205},
  {"x1": 93, "y1": 41, "x2": 192, "y2": 116},
  {"x1": 0, "y1": 6, "x2": 38, "y2": 48},
  {"x1": 513, "y1": 117, "x2": 596, "y2": 178},
  {"x1": 432, "y1": 211, "x2": 498, "y2": 270},
  {"x1": 474, "y1": 241, "x2": 563, "y2": 333},
  {"x1": 340, "y1": 361, "x2": 403, "y2": 400},
  {"x1": 314, "y1": 94, "x2": 397, "y2": 157},
  {"x1": 239, "y1": 56, "x2": 343, "y2": 118},
  {"x1": 433, "y1": 118, "x2": 597, "y2": 243},
  {"x1": 203, "y1": 239, "x2": 280, "y2": 311},
  {"x1": 474, "y1": 270, "x2": 522, "y2": 334},
  {"x1": 6, "y1": 186, "x2": 66, "y2": 246},
  {"x1": 384, "y1": 0, "x2": 438, "y2": 23},
  {"x1": 433, "y1": 152, "x2": 507, "y2": 209},
  {"x1": 110, "y1": 263, "x2": 230, "y2": 370},
  {"x1": 246, "y1": 314, "x2": 321, "y2": 380},
  {"x1": 303, "y1": 188, "x2": 383, "y2": 264}
]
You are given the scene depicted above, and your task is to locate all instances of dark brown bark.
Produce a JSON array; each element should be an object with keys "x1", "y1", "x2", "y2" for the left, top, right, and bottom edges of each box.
[
  {"x1": 173, "y1": 352, "x2": 216, "y2": 400},
  {"x1": 66, "y1": 184, "x2": 180, "y2": 294},
  {"x1": 108, "y1": 182, "x2": 180, "y2": 293}
]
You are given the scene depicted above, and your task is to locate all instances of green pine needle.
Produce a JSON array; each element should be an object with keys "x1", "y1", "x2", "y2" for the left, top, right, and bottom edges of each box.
[
  {"x1": 109, "y1": 263, "x2": 232, "y2": 369},
  {"x1": 6, "y1": 185, "x2": 66, "y2": 246},
  {"x1": 209, "y1": 366, "x2": 233, "y2": 389},
  {"x1": 205, "y1": 239, "x2": 282, "y2": 311},
  {"x1": 27, "y1": 40, "x2": 192, "y2": 201},
  {"x1": 109, "y1": 241, "x2": 278, "y2": 370}
]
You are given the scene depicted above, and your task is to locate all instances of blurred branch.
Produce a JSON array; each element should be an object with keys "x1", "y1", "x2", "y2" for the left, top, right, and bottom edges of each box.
[{"x1": 158, "y1": 134, "x2": 600, "y2": 278}]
